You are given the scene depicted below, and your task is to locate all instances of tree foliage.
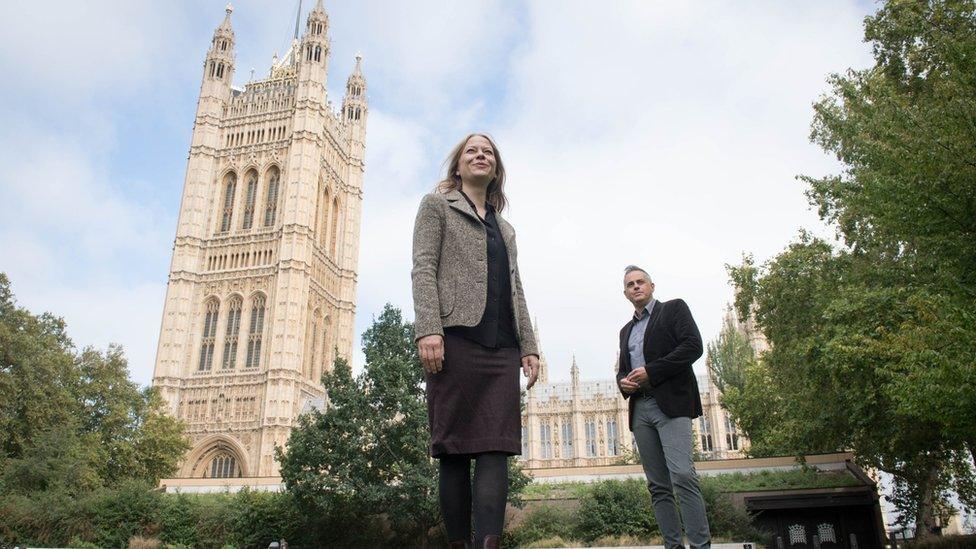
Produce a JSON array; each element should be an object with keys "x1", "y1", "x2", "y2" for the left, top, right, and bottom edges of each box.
[
  {"x1": 0, "y1": 273, "x2": 190, "y2": 546},
  {"x1": 725, "y1": 0, "x2": 976, "y2": 536},
  {"x1": 0, "y1": 273, "x2": 189, "y2": 489},
  {"x1": 280, "y1": 304, "x2": 531, "y2": 546},
  {"x1": 706, "y1": 309, "x2": 755, "y2": 395}
]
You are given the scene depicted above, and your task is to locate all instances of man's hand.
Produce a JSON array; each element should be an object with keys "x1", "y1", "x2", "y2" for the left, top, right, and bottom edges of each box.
[
  {"x1": 418, "y1": 335, "x2": 444, "y2": 374},
  {"x1": 522, "y1": 354, "x2": 540, "y2": 389},
  {"x1": 626, "y1": 366, "x2": 648, "y2": 386},
  {"x1": 618, "y1": 376, "x2": 639, "y2": 395}
]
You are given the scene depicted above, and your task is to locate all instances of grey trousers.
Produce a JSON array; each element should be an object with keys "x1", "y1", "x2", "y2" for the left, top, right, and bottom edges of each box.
[{"x1": 632, "y1": 396, "x2": 711, "y2": 549}]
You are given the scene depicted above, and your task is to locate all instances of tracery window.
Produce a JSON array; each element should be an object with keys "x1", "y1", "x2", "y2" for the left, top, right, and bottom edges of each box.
[
  {"x1": 540, "y1": 423, "x2": 553, "y2": 459},
  {"x1": 305, "y1": 309, "x2": 321, "y2": 381},
  {"x1": 521, "y1": 425, "x2": 528, "y2": 457},
  {"x1": 209, "y1": 453, "x2": 239, "y2": 478},
  {"x1": 318, "y1": 188, "x2": 331, "y2": 247},
  {"x1": 263, "y1": 167, "x2": 279, "y2": 227},
  {"x1": 245, "y1": 294, "x2": 266, "y2": 369},
  {"x1": 585, "y1": 420, "x2": 597, "y2": 457},
  {"x1": 330, "y1": 197, "x2": 340, "y2": 257},
  {"x1": 221, "y1": 297, "x2": 242, "y2": 369},
  {"x1": 220, "y1": 172, "x2": 236, "y2": 233},
  {"x1": 725, "y1": 413, "x2": 739, "y2": 451},
  {"x1": 699, "y1": 416, "x2": 714, "y2": 452},
  {"x1": 561, "y1": 421, "x2": 574, "y2": 458},
  {"x1": 241, "y1": 170, "x2": 257, "y2": 230},
  {"x1": 198, "y1": 299, "x2": 219, "y2": 371},
  {"x1": 607, "y1": 419, "x2": 619, "y2": 456}
]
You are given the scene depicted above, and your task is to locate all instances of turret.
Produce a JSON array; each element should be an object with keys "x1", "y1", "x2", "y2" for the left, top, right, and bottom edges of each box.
[
  {"x1": 342, "y1": 53, "x2": 368, "y2": 158},
  {"x1": 532, "y1": 321, "x2": 548, "y2": 384},
  {"x1": 571, "y1": 355, "x2": 580, "y2": 390},
  {"x1": 201, "y1": 4, "x2": 235, "y2": 98},
  {"x1": 296, "y1": 0, "x2": 329, "y2": 104}
]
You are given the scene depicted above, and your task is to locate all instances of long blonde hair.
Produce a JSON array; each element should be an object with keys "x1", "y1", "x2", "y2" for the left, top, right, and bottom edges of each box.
[{"x1": 437, "y1": 133, "x2": 508, "y2": 213}]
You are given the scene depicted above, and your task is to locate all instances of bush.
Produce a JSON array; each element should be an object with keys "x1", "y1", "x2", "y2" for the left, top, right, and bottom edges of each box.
[
  {"x1": 574, "y1": 479, "x2": 659, "y2": 542},
  {"x1": 509, "y1": 504, "x2": 576, "y2": 546},
  {"x1": 700, "y1": 482, "x2": 768, "y2": 541}
]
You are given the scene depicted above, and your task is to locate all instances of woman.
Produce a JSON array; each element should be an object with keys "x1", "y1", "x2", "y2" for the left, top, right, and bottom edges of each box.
[{"x1": 412, "y1": 133, "x2": 540, "y2": 549}]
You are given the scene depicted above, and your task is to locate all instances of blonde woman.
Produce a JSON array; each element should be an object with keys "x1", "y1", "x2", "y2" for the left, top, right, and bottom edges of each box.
[{"x1": 412, "y1": 133, "x2": 540, "y2": 548}]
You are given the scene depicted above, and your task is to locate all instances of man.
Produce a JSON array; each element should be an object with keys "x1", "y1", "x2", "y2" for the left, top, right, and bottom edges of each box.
[{"x1": 616, "y1": 265, "x2": 710, "y2": 549}]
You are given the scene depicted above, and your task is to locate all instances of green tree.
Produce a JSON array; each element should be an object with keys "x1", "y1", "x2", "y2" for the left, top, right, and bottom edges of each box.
[
  {"x1": 705, "y1": 309, "x2": 755, "y2": 395},
  {"x1": 0, "y1": 273, "x2": 189, "y2": 546},
  {"x1": 723, "y1": 0, "x2": 976, "y2": 537},
  {"x1": 729, "y1": 234, "x2": 974, "y2": 535},
  {"x1": 803, "y1": 0, "x2": 976, "y2": 463},
  {"x1": 279, "y1": 304, "x2": 531, "y2": 546}
]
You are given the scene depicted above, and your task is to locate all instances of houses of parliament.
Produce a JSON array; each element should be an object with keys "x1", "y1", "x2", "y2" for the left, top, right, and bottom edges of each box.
[{"x1": 153, "y1": 3, "x2": 746, "y2": 487}]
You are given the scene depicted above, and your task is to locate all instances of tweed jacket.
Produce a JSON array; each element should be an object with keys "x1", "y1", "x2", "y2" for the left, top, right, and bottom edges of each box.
[{"x1": 412, "y1": 190, "x2": 538, "y2": 358}]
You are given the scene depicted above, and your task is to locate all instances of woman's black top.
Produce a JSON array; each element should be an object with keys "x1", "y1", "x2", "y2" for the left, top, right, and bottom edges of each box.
[{"x1": 444, "y1": 190, "x2": 518, "y2": 349}]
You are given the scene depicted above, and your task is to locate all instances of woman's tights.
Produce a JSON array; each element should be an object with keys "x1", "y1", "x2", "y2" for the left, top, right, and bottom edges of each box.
[{"x1": 439, "y1": 452, "x2": 509, "y2": 545}]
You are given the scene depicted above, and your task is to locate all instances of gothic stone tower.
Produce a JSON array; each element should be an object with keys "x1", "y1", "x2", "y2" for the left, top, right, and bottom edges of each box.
[{"x1": 152, "y1": 1, "x2": 367, "y2": 479}]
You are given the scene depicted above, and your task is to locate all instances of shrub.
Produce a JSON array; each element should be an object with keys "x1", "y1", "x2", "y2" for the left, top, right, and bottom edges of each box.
[
  {"x1": 509, "y1": 504, "x2": 576, "y2": 546},
  {"x1": 574, "y1": 479, "x2": 659, "y2": 542},
  {"x1": 701, "y1": 482, "x2": 768, "y2": 541}
]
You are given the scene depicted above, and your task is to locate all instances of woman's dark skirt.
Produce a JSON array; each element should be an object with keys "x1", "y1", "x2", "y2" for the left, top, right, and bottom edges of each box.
[{"x1": 426, "y1": 333, "x2": 522, "y2": 458}]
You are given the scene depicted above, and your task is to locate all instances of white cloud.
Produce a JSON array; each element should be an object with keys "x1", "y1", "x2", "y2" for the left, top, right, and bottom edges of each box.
[
  {"x1": 0, "y1": 1, "x2": 190, "y2": 100},
  {"x1": 1, "y1": 1, "x2": 878, "y2": 392},
  {"x1": 491, "y1": 0, "x2": 873, "y2": 381}
]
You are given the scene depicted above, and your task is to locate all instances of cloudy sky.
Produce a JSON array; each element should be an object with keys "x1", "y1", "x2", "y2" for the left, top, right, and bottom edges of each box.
[{"x1": 0, "y1": 0, "x2": 876, "y2": 387}]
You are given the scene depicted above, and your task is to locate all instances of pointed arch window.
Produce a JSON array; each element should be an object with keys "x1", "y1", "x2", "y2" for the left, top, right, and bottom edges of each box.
[
  {"x1": 263, "y1": 168, "x2": 279, "y2": 227},
  {"x1": 561, "y1": 421, "x2": 574, "y2": 458},
  {"x1": 198, "y1": 300, "x2": 220, "y2": 371},
  {"x1": 314, "y1": 45, "x2": 322, "y2": 62},
  {"x1": 306, "y1": 45, "x2": 313, "y2": 61},
  {"x1": 241, "y1": 170, "x2": 258, "y2": 230},
  {"x1": 220, "y1": 172, "x2": 237, "y2": 233},
  {"x1": 221, "y1": 297, "x2": 242, "y2": 370},
  {"x1": 209, "y1": 453, "x2": 239, "y2": 478},
  {"x1": 209, "y1": 61, "x2": 216, "y2": 77},
  {"x1": 330, "y1": 197, "x2": 340, "y2": 257},
  {"x1": 245, "y1": 294, "x2": 266, "y2": 369},
  {"x1": 606, "y1": 419, "x2": 619, "y2": 456},
  {"x1": 699, "y1": 416, "x2": 714, "y2": 453},
  {"x1": 725, "y1": 413, "x2": 740, "y2": 451},
  {"x1": 585, "y1": 420, "x2": 598, "y2": 457},
  {"x1": 318, "y1": 188, "x2": 331, "y2": 247},
  {"x1": 305, "y1": 309, "x2": 321, "y2": 381},
  {"x1": 540, "y1": 423, "x2": 553, "y2": 459}
]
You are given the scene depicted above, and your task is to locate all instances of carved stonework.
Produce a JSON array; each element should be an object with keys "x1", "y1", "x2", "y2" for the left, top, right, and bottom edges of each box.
[{"x1": 152, "y1": 2, "x2": 367, "y2": 482}]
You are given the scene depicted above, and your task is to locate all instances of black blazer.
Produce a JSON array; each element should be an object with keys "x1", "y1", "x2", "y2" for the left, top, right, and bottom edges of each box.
[{"x1": 616, "y1": 298, "x2": 704, "y2": 429}]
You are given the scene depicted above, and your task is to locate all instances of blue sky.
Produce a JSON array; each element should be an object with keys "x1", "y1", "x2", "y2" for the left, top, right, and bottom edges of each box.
[{"x1": 0, "y1": 0, "x2": 877, "y2": 389}]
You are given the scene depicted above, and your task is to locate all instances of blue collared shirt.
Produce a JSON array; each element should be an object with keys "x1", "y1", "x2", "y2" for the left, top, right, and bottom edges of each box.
[{"x1": 628, "y1": 299, "x2": 657, "y2": 371}]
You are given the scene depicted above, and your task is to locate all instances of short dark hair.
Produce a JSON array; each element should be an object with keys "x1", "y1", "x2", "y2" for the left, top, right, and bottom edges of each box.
[{"x1": 623, "y1": 265, "x2": 652, "y2": 285}]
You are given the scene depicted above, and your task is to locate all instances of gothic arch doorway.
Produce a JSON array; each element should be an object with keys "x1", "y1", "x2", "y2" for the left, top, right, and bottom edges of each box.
[{"x1": 182, "y1": 435, "x2": 249, "y2": 478}]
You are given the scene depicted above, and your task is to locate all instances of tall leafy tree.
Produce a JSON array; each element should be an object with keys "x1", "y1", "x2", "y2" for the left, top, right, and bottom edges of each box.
[
  {"x1": 705, "y1": 310, "x2": 755, "y2": 395},
  {"x1": 724, "y1": 0, "x2": 976, "y2": 536},
  {"x1": 0, "y1": 273, "x2": 189, "y2": 489}
]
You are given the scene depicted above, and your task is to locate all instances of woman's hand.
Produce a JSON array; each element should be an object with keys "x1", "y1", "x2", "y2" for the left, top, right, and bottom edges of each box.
[
  {"x1": 418, "y1": 335, "x2": 445, "y2": 374},
  {"x1": 522, "y1": 354, "x2": 540, "y2": 389}
]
